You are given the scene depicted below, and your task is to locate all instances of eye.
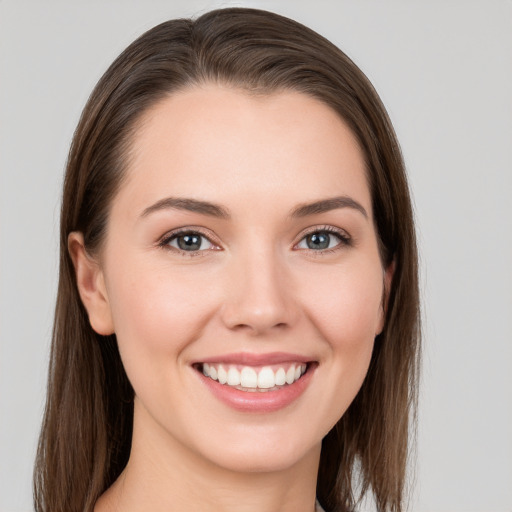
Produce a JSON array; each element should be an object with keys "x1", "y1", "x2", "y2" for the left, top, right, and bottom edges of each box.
[
  {"x1": 296, "y1": 228, "x2": 350, "y2": 251},
  {"x1": 164, "y1": 231, "x2": 216, "y2": 252}
]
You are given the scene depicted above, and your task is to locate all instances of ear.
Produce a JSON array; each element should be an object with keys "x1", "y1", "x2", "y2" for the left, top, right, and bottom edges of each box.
[
  {"x1": 68, "y1": 232, "x2": 114, "y2": 335},
  {"x1": 376, "y1": 259, "x2": 395, "y2": 336}
]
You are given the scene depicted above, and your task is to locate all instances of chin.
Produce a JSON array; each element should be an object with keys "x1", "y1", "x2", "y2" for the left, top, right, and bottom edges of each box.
[
  {"x1": 203, "y1": 439, "x2": 319, "y2": 474},
  {"x1": 181, "y1": 418, "x2": 324, "y2": 475}
]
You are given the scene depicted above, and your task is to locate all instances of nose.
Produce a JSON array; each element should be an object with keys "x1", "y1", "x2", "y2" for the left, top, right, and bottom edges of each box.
[{"x1": 220, "y1": 246, "x2": 298, "y2": 336}]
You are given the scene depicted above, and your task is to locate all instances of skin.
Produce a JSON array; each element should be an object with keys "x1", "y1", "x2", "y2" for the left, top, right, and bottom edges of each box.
[{"x1": 69, "y1": 85, "x2": 392, "y2": 512}]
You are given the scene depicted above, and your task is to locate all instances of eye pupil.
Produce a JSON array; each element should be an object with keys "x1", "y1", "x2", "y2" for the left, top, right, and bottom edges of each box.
[
  {"x1": 178, "y1": 234, "x2": 202, "y2": 251},
  {"x1": 307, "y1": 232, "x2": 330, "y2": 250}
]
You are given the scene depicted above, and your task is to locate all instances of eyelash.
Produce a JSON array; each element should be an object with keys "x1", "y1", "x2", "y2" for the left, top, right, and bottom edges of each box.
[
  {"x1": 158, "y1": 227, "x2": 220, "y2": 258},
  {"x1": 298, "y1": 225, "x2": 352, "y2": 255},
  {"x1": 157, "y1": 225, "x2": 352, "y2": 257}
]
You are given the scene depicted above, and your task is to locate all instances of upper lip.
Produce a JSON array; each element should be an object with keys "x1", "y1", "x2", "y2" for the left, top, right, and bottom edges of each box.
[{"x1": 194, "y1": 352, "x2": 314, "y2": 366}]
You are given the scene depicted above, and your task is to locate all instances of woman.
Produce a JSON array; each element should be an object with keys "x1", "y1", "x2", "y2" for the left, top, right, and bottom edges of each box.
[{"x1": 34, "y1": 8, "x2": 420, "y2": 512}]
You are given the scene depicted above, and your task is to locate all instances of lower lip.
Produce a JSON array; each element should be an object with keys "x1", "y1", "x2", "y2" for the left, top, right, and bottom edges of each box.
[{"x1": 195, "y1": 366, "x2": 315, "y2": 413}]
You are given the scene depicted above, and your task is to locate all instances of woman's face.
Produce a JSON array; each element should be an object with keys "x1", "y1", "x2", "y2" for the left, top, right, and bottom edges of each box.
[{"x1": 85, "y1": 85, "x2": 390, "y2": 473}]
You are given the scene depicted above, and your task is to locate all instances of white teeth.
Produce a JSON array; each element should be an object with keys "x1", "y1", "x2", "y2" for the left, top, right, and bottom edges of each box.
[
  {"x1": 275, "y1": 367, "x2": 286, "y2": 386},
  {"x1": 285, "y1": 366, "x2": 296, "y2": 385},
  {"x1": 201, "y1": 362, "x2": 308, "y2": 390},
  {"x1": 217, "y1": 365, "x2": 227, "y2": 384},
  {"x1": 227, "y1": 367, "x2": 241, "y2": 386},
  {"x1": 240, "y1": 367, "x2": 258, "y2": 388},
  {"x1": 257, "y1": 367, "x2": 275, "y2": 389}
]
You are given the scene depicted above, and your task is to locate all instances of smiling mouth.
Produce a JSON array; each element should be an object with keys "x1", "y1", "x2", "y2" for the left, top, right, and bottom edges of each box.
[{"x1": 194, "y1": 362, "x2": 310, "y2": 392}]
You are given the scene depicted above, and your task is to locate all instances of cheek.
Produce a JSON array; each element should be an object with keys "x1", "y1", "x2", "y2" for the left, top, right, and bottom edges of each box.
[
  {"x1": 299, "y1": 259, "x2": 383, "y2": 416},
  {"x1": 104, "y1": 260, "x2": 217, "y2": 374},
  {"x1": 305, "y1": 261, "x2": 384, "y2": 348}
]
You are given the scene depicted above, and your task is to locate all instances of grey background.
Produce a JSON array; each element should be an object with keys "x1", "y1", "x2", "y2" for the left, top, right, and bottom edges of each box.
[{"x1": 1, "y1": 1, "x2": 511, "y2": 511}]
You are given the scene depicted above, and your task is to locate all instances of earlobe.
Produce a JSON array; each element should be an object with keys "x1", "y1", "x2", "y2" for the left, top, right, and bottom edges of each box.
[
  {"x1": 376, "y1": 259, "x2": 395, "y2": 336},
  {"x1": 68, "y1": 232, "x2": 114, "y2": 335}
]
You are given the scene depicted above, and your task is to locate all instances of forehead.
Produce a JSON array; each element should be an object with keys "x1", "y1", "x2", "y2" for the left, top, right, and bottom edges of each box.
[{"x1": 118, "y1": 85, "x2": 371, "y2": 217}]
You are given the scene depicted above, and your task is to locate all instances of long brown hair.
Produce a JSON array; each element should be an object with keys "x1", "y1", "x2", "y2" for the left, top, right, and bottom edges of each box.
[{"x1": 34, "y1": 8, "x2": 420, "y2": 512}]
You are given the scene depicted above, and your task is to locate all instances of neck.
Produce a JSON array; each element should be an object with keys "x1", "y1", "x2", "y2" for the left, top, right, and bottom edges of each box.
[{"x1": 95, "y1": 401, "x2": 321, "y2": 512}]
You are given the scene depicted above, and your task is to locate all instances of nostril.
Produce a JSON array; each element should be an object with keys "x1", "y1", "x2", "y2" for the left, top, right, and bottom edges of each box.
[{"x1": 229, "y1": 322, "x2": 289, "y2": 335}]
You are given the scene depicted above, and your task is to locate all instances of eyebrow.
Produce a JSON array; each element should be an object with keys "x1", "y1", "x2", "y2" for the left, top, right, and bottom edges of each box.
[
  {"x1": 141, "y1": 197, "x2": 230, "y2": 219},
  {"x1": 290, "y1": 196, "x2": 368, "y2": 219},
  {"x1": 140, "y1": 195, "x2": 368, "y2": 220}
]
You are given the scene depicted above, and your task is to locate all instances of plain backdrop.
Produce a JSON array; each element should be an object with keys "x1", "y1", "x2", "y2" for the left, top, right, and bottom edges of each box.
[{"x1": 1, "y1": 1, "x2": 511, "y2": 511}]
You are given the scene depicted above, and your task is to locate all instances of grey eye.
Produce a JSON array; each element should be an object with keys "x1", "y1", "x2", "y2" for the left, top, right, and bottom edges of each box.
[
  {"x1": 169, "y1": 233, "x2": 213, "y2": 251},
  {"x1": 297, "y1": 231, "x2": 342, "y2": 250}
]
